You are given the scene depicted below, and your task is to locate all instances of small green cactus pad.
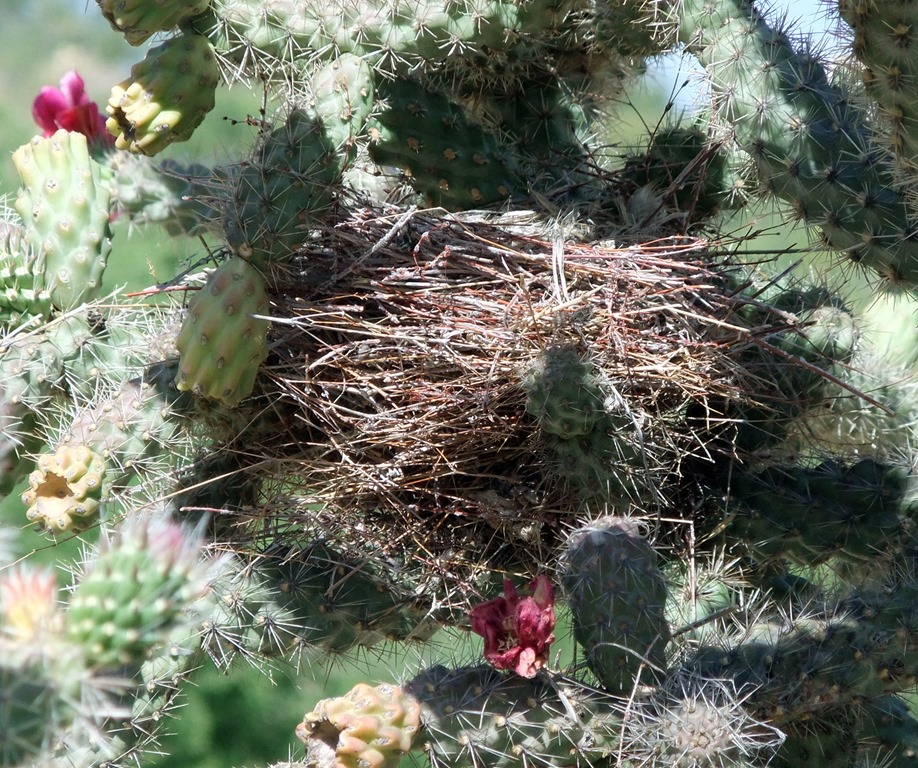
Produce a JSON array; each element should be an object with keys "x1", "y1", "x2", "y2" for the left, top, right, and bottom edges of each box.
[
  {"x1": 65, "y1": 514, "x2": 208, "y2": 669},
  {"x1": 106, "y1": 30, "x2": 220, "y2": 155},
  {"x1": 296, "y1": 682, "x2": 422, "y2": 768},
  {"x1": 21, "y1": 445, "x2": 106, "y2": 534},
  {"x1": 404, "y1": 665, "x2": 623, "y2": 768},
  {"x1": 264, "y1": 543, "x2": 442, "y2": 652},
  {"x1": 175, "y1": 256, "x2": 271, "y2": 406},
  {"x1": 311, "y1": 54, "x2": 375, "y2": 159},
  {"x1": 0, "y1": 333, "x2": 65, "y2": 407},
  {"x1": 196, "y1": 559, "x2": 300, "y2": 666},
  {"x1": 98, "y1": 0, "x2": 211, "y2": 44},
  {"x1": 524, "y1": 344, "x2": 605, "y2": 438},
  {"x1": 0, "y1": 220, "x2": 52, "y2": 330},
  {"x1": 368, "y1": 78, "x2": 522, "y2": 209},
  {"x1": 561, "y1": 516, "x2": 670, "y2": 694},
  {"x1": 110, "y1": 154, "x2": 219, "y2": 236},
  {"x1": 619, "y1": 122, "x2": 740, "y2": 217},
  {"x1": 223, "y1": 108, "x2": 340, "y2": 265},
  {"x1": 12, "y1": 130, "x2": 112, "y2": 311}
]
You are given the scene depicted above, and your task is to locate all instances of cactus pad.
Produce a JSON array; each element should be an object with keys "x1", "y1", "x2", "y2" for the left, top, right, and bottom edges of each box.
[
  {"x1": 175, "y1": 256, "x2": 271, "y2": 406},
  {"x1": 98, "y1": 0, "x2": 212, "y2": 45},
  {"x1": 106, "y1": 30, "x2": 219, "y2": 154},
  {"x1": 12, "y1": 131, "x2": 112, "y2": 310}
]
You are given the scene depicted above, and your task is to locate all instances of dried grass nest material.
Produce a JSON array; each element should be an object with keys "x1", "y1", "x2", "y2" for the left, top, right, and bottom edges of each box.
[{"x1": 203, "y1": 207, "x2": 819, "y2": 571}]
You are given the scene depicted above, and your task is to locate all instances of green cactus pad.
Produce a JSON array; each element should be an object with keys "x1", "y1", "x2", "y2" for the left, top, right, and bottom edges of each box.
[
  {"x1": 311, "y1": 54, "x2": 375, "y2": 159},
  {"x1": 223, "y1": 109, "x2": 340, "y2": 264},
  {"x1": 368, "y1": 78, "x2": 523, "y2": 209},
  {"x1": 65, "y1": 514, "x2": 208, "y2": 669},
  {"x1": 857, "y1": 695, "x2": 918, "y2": 768},
  {"x1": 106, "y1": 30, "x2": 220, "y2": 155},
  {"x1": 524, "y1": 344, "x2": 605, "y2": 438},
  {"x1": 404, "y1": 665, "x2": 623, "y2": 768},
  {"x1": 562, "y1": 516, "x2": 670, "y2": 694},
  {"x1": 0, "y1": 659, "x2": 63, "y2": 766},
  {"x1": 222, "y1": 53, "x2": 375, "y2": 264},
  {"x1": 679, "y1": 0, "x2": 918, "y2": 288},
  {"x1": 718, "y1": 458, "x2": 915, "y2": 566},
  {"x1": 840, "y1": 0, "x2": 918, "y2": 175},
  {"x1": 98, "y1": 0, "x2": 211, "y2": 45},
  {"x1": 12, "y1": 131, "x2": 112, "y2": 310},
  {"x1": 110, "y1": 154, "x2": 219, "y2": 235},
  {"x1": 175, "y1": 256, "x2": 271, "y2": 406},
  {"x1": 0, "y1": 220, "x2": 52, "y2": 330},
  {"x1": 201, "y1": 0, "x2": 578, "y2": 78},
  {"x1": 60, "y1": 373, "x2": 179, "y2": 480},
  {"x1": 262, "y1": 543, "x2": 442, "y2": 652},
  {"x1": 685, "y1": 578, "x2": 918, "y2": 721}
]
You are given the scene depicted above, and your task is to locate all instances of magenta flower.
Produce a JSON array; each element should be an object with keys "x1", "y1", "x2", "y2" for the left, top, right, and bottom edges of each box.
[
  {"x1": 469, "y1": 574, "x2": 556, "y2": 678},
  {"x1": 32, "y1": 70, "x2": 113, "y2": 146}
]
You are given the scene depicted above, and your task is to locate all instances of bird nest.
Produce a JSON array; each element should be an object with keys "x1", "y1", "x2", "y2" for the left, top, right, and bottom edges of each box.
[{"x1": 194, "y1": 205, "x2": 807, "y2": 586}]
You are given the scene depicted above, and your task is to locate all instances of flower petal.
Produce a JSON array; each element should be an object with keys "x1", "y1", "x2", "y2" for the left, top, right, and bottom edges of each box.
[
  {"x1": 32, "y1": 86, "x2": 69, "y2": 135},
  {"x1": 59, "y1": 70, "x2": 90, "y2": 107}
]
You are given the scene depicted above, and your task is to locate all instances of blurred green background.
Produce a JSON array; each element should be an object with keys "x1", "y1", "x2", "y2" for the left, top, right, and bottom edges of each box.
[{"x1": 3, "y1": 3, "x2": 918, "y2": 767}]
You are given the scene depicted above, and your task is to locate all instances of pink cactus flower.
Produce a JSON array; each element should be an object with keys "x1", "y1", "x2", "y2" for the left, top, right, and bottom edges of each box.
[
  {"x1": 469, "y1": 574, "x2": 556, "y2": 678},
  {"x1": 32, "y1": 70, "x2": 114, "y2": 146}
]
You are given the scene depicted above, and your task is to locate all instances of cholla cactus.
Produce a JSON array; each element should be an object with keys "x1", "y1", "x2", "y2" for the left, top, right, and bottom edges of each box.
[{"x1": 9, "y1": 0, "x2": 918, "y2": 764}]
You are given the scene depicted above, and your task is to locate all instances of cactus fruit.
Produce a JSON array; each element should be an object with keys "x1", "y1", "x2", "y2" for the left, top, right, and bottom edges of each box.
[
  {"x1": 21, "y1": 445, "x2": 106, "y2": 534},
  {"x1": 296, "y1": 682, "x2": 422, "y2": 768},
  {"x1": 175, "y1": 256, "x2": 271, "y2": 406},
  {"x1": 11, "y1": 130, "x2": 112, "y2": 311},
  {"x1": 106, "y1": 30, "x2": 220, "y2": 155},
  {"x1": 561, "y1": 516, "x2": 670, "y2": 694},
  {"x1": 98, "y1": 0, "x2": 212, "y2": 45}
]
